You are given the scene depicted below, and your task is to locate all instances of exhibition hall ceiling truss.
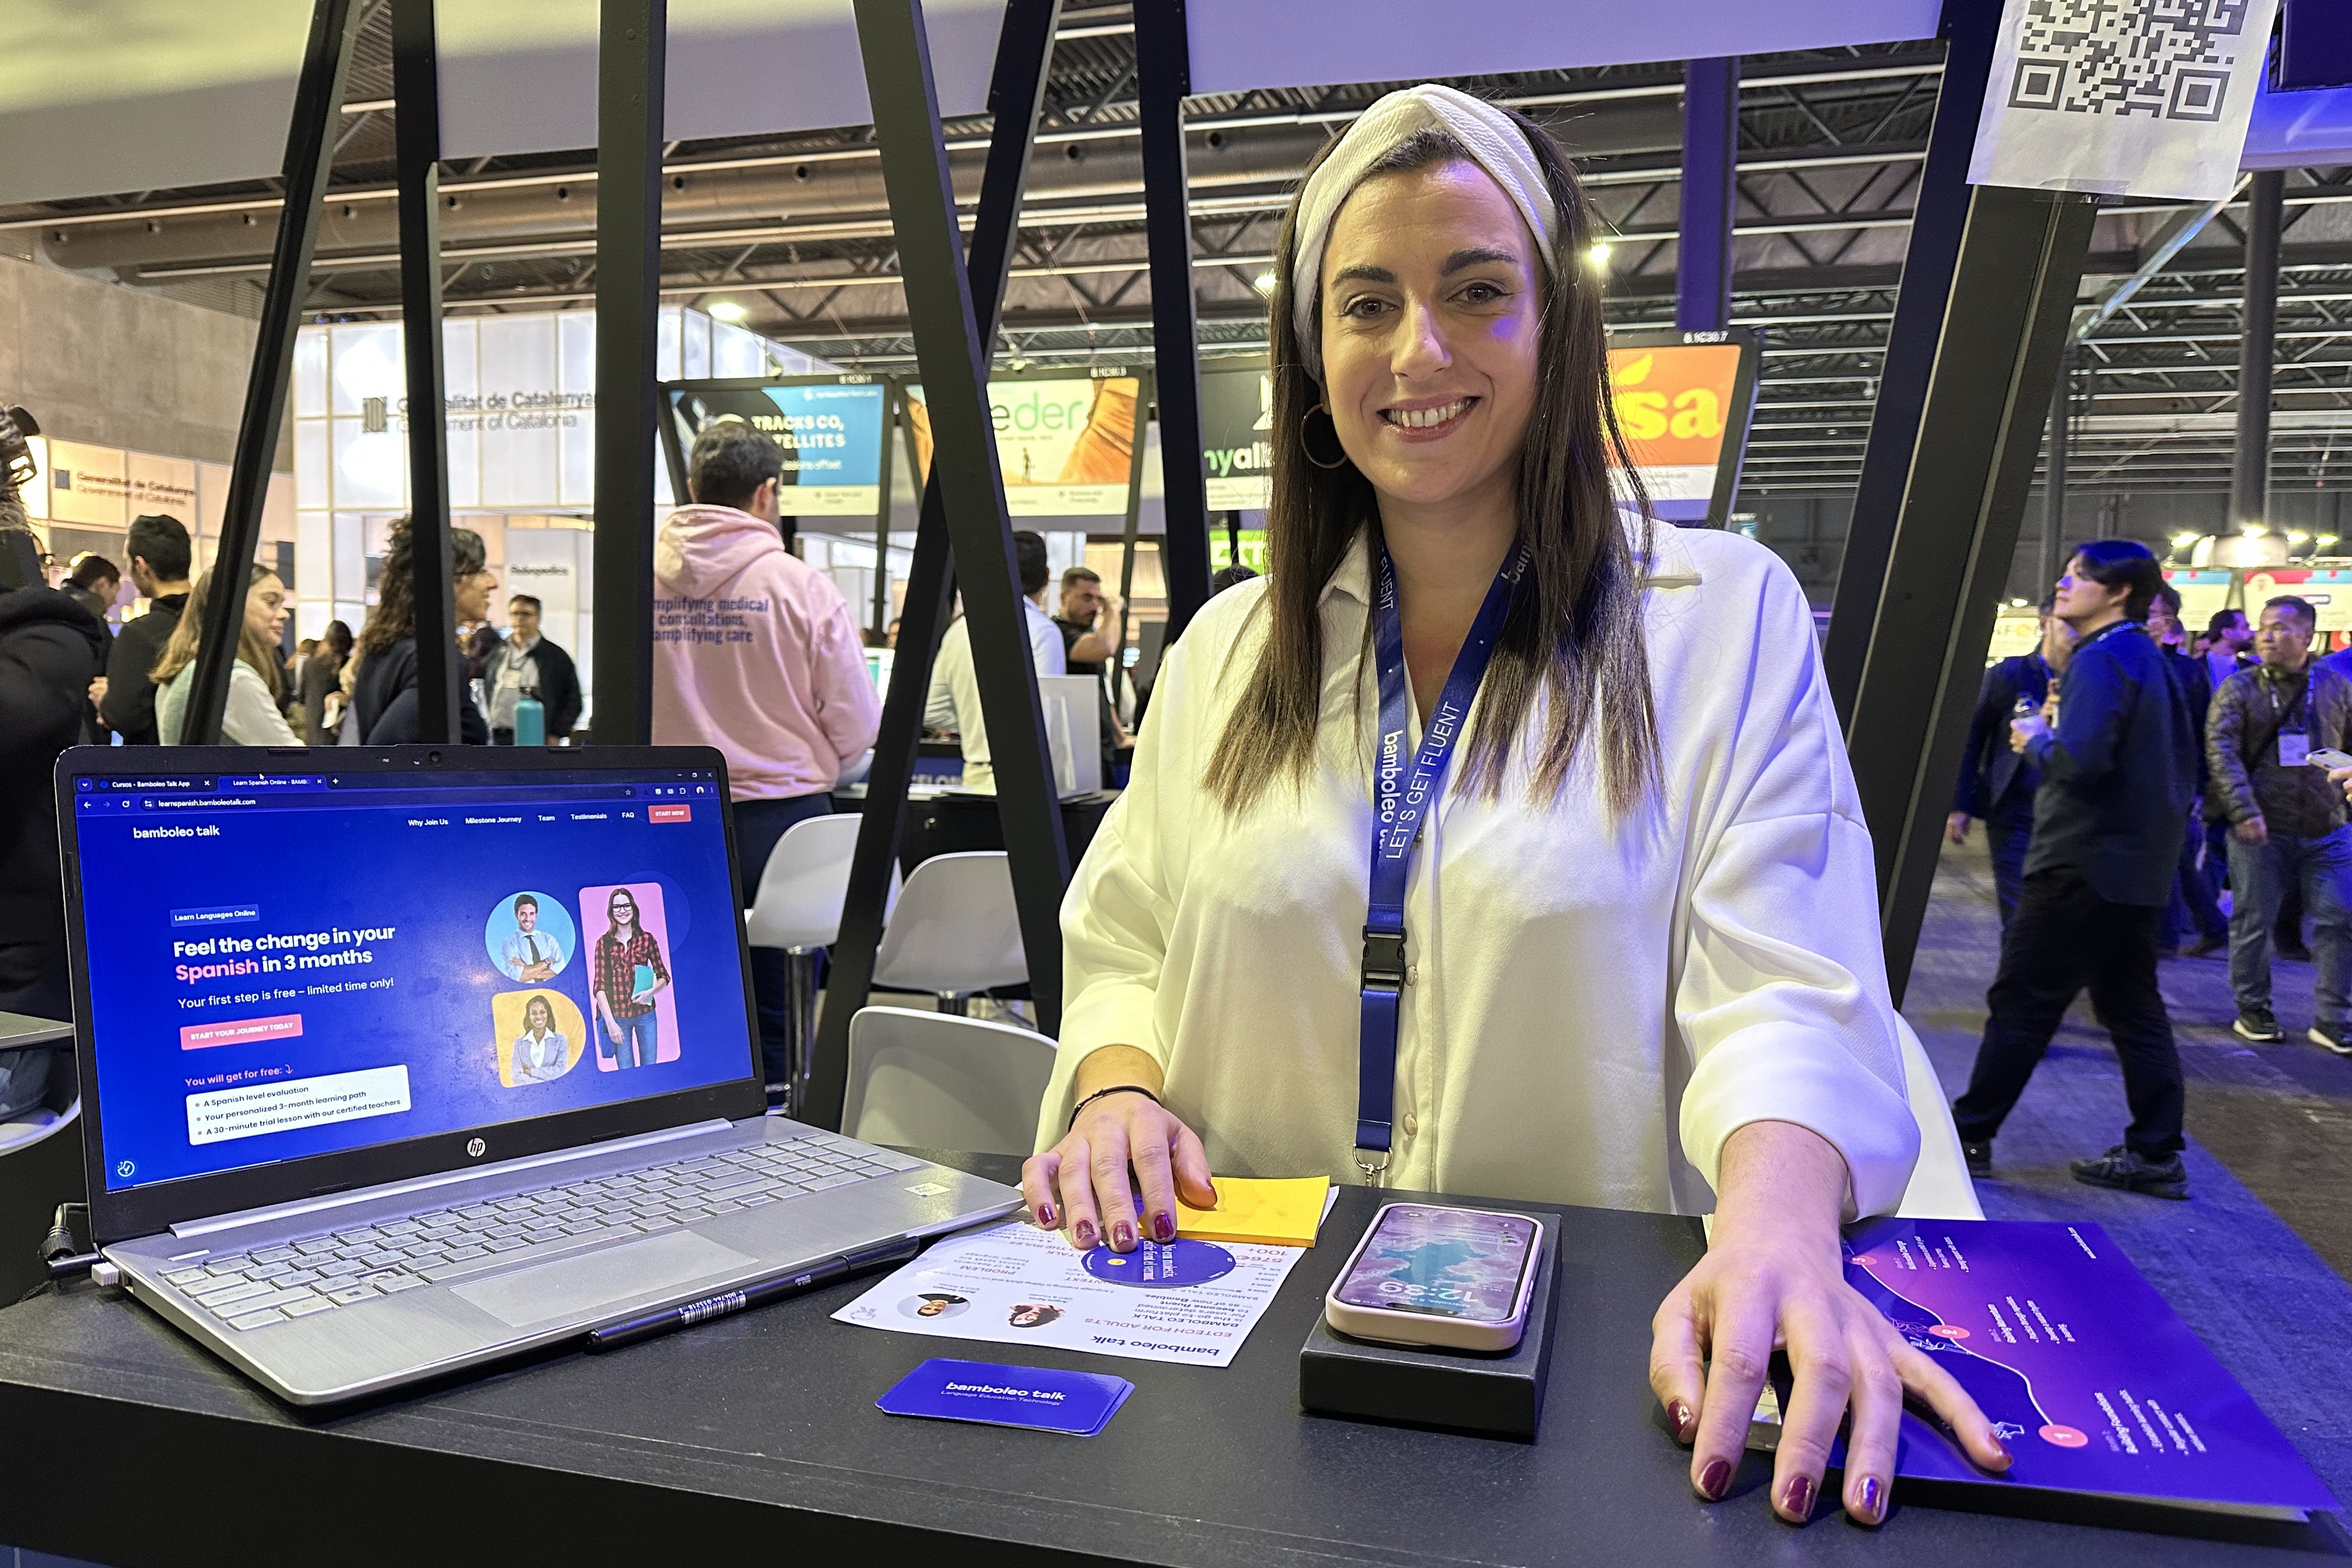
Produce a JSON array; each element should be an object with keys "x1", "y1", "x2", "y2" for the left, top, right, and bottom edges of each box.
[{"x1": 6, "y1": 0, "x2": 2350, "y2": 497}]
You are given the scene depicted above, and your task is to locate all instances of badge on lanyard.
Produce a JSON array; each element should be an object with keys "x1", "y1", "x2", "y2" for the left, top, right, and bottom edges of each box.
[{"x1": 1356, "y1": 540, "x2": 1527, "y2": 1184}]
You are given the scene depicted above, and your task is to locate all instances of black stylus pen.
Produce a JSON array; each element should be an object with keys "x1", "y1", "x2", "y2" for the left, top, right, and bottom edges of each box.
[{"x1": 586, "y1": 1236, "x2": 922, "y2": 1352}]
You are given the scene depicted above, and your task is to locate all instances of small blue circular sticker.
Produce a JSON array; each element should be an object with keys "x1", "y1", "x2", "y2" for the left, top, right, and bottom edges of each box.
[{"x1": 1082, "y1": 1238, "x2": 1237, "y2": 1288}]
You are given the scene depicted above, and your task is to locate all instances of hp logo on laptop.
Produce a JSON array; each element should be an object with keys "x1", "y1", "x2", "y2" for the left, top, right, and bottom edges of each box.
[{"x1": 467, "y1": 1138, "x2": 487, "y2": 1158}]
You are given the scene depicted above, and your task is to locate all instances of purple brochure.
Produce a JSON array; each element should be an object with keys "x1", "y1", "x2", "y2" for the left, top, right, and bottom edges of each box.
[{"x1": 1833, "y1": 1217, "x2": 2336, "y2": 1518}]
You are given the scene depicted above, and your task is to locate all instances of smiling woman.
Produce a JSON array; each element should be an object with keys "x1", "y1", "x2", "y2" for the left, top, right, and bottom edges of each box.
[{"x1": 1021, "y1": 83, "x2": 1998, "y2": 1530}]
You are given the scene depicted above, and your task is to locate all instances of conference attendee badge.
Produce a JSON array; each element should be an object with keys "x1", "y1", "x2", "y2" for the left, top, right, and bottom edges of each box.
[
  {"x1": 2280, "y1": 732, "x2": 2312, "y2": 767},
  {"x1": 877, "y1": 1357, "x2": 1133, "y2": 1437},
  {"x1": 1082, "y1": 1238, "x2": 1237, "y2": 1288}
]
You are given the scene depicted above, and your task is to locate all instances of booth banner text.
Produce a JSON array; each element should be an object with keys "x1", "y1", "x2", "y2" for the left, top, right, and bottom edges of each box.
[
  {"x1": 1969, "y1": 0, "x2": 2281, "y2": 202},
  {"x1": 666, "y1": 382, "x2": 890, "y2": 516},
  {"x1": 1200, "y1": 363, "x2": 1274, "y2": 512},
  {"x1": 1606, "y1": 343, "x2": 1742, "y2": 523},
  {"x1": 905, "y1": 376, "x2": 1143, "y2": 518}
]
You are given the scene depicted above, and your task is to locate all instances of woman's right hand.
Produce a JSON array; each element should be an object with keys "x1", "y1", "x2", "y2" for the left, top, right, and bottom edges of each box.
[{"x1": 1022, "y1": 1077, "x2": 1216, "y2": 1254}]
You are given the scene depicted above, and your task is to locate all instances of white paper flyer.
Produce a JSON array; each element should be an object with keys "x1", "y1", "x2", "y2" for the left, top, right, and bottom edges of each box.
[{"x1": 832, "y1": 1218, "x2": 1314, "y2": 1368}]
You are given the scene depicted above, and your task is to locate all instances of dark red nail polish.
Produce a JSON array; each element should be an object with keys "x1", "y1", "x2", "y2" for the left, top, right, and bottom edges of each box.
[
  {"x1": 1993, "y1": 1437, "x2": 2014, "y2": 1467},
  {"x1": 1697, "y1": 1459, "x2": 1731, "y2": 1500},
  {"x1": 1666, "y1": 1399, "x2": 1693, "y2": 1439},
  {"x1": 1035, "y1": 1203, "x2": 1055, "y2": 1229},
  {"x1": 1151, "y1": 1211, "x2": 1175, "y2": 1244},
  {"x1": 1072, "y1": 1219, "x2": 1097, "y2": 1248},
  {"x1": 1857, "y1": 1475, "x2": 1884, "y2": 1522},
  {"x1": 1782, "y1": 1474, "x2": 1815, "y2": 1520},
  {"x1": 1112, "y1": 1220, "x2": 1135, "y2": 1251}
]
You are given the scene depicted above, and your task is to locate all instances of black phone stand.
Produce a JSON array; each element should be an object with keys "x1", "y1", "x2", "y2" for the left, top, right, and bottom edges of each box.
[{"x1": 1297, "y1": 1203, "x2": 1562, "y2": 1441}]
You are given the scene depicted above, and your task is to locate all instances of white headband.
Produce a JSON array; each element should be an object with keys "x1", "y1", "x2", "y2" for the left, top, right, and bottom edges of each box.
[{"x1": 1289, "y1": 83, "x2": 1562, "y2": 376}]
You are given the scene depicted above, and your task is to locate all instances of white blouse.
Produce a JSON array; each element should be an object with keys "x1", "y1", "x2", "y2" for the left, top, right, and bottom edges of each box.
[
  {"x1": 1039, "y1": 524, "x2": 1930, "y2": 1218},
  {"x1": 156, "y1": 659, "x2": 301, "y2": 748}
]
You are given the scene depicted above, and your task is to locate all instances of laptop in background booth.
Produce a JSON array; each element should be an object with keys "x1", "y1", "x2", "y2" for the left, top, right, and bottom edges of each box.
[{"x1": 54, "y1": 744, "x2": 1020, "y2": 1405}]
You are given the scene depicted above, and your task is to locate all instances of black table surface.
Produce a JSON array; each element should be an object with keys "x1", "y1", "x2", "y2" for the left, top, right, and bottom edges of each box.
[{"x1": 1, "y1": 1152, "x2": 2342, "y2": 1567}]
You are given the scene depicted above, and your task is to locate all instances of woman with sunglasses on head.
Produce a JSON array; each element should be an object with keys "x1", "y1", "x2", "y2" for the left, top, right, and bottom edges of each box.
[{"x1": 1020, "y1": 85, "x2": 1999, "y2": 1528}]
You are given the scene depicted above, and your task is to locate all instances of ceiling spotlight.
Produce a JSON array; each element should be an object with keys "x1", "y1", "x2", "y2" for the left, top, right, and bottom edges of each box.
[
  {"x1": 2323, "y1": 534, "x2": 2342, "y2": 548},
  {"x1": 2171, "y1": 532, "x2": 2201, "y2": 547},
  {"x1": 1587, "y1": 242, "x2": 1612, "y2": 270},
  {"x1": 2290, "y1": 531, "x2": 2313, "y2": 544},
  {"x1": 2240, "y1": 523, "x2": 2267, "y2": 537},
  {"x1": 707, "y1": 300, "x2": 748, "y2": 323},
  {"x1": 1252, "y1": 271, "x2": 1278, "y2": 296}
]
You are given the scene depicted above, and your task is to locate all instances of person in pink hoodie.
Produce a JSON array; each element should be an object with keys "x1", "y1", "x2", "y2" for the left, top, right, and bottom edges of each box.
[{"x1": 654, "y1": 419, "x2": 881, "y2": 1095}]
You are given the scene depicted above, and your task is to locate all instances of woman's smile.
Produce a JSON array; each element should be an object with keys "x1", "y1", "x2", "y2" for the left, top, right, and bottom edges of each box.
[{"x1": 1380, "y1": 395, "x2": 1479, "y2": 438}]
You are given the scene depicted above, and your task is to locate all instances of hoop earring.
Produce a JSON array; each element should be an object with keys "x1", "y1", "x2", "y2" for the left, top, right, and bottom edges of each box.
[{"x1": 1301, "y1": 404, "x2": 1350, "y2": 471}]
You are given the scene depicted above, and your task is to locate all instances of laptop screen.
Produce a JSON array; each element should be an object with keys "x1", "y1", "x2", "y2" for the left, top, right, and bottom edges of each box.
[{"x1": 66, "y1": 762, "x2": 756, "y2": 1194}]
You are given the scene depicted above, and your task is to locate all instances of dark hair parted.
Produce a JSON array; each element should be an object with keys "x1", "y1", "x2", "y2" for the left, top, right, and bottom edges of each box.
[
  {"x1": 127, "y1": 513, "x2": 192, "y2": 582},
  {"x1": 1013, "y1": 530, "x2": 1051, "y2": 597},
  {"x1": 2067, "y1": 538, "x2": 2164, "y2": 622},
  {"x1": 1204, "y1": 111, "x2": 1658, "y2": 814},
  {"x1": 688, "y1": 419, "x2": 783, "y2": 510},
  {"x1": 358, "y1": 516, "x2": 487, "y2": 661}
]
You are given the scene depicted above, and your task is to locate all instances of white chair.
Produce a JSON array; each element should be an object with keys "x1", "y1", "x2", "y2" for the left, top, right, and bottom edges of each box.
[
  {"x1": 743, "y1": 814, "x2": 894, "y2": 1114},
  {"x1": 871, "y1": 851, "x2": 1028, "y2": 1015},
  {"x1": 842, "y1": 1006, "x2": 1056, "y2": 1157}
]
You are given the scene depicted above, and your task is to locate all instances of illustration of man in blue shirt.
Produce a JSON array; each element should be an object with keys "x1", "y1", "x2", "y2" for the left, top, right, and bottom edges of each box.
[{"x1": 500, "y1": 894, "x2": 568, "y2": 982}]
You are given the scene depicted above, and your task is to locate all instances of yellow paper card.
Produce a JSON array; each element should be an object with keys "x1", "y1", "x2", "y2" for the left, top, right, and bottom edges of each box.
[{"x1": 1176, "y1": 1176, "x2": 1331, "y2": 1248}]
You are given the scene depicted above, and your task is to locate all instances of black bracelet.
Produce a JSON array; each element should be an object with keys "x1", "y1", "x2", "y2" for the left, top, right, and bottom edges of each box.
[{"x1": 1069, "y1": 1083, "x2": 1161, "y2": 1129}]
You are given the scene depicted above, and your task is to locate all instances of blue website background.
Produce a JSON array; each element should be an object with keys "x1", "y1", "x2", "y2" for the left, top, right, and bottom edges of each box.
[
  {"x1": 70, "y1": 771, "x2": 753, "y2": 1192},
  {"x1": 763, "y1": 383, "x2": 884, "y2": 487}
]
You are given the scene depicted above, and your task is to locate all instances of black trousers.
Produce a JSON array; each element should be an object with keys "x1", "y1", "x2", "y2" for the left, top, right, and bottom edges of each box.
[
  {"x1": 1952, "y1": 866, "x2": 2186, "y2": 1159},
  {"x1": 734, "y1": 792, "x2": 838, "y2": 1087}
]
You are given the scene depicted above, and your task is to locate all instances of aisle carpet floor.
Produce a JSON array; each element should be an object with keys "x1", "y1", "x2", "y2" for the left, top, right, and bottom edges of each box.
[{"x1": 1908, "y1": 834, "x2": 2352, "y2": 1504}]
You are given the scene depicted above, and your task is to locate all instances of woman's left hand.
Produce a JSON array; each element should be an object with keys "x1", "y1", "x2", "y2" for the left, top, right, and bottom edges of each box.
[{"x1": 1647, "y1": 1122, "x2": 2011, "y2": 1526}]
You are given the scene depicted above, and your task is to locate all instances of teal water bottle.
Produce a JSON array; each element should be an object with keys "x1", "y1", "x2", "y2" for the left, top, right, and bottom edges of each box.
[{"x1": 514, "y1": 688, "x2": 547, "y2": 747}]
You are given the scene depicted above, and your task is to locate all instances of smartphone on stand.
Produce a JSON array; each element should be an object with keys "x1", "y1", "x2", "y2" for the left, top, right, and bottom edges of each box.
[{"x1": 1324, "y1": 1203, "x2": 1545, "y2": 1352}]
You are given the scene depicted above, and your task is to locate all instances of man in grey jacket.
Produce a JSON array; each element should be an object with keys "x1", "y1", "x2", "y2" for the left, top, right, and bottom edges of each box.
[{"x1": 2207, "y1": 595, "x2": 2352, "y2": 1053}]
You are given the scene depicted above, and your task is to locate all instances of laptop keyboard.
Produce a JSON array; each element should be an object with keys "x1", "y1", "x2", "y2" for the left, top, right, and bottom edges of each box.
[{"x1": 157, "y1": 1132, "x2": 928, "y2": 1332}]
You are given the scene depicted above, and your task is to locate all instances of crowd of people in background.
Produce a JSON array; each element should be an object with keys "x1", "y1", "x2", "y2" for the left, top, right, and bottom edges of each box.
[{"x1": 1944, "y1": 540, "x2": 2352, "y2": 1207}]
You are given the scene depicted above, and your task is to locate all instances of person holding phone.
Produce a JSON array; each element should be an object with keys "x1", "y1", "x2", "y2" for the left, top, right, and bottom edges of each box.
[
  {"x1": 1018, "y1": 84, "x2": 2000, "y2": 1530},
  {"x1": 591, "y1": 887, "x2": 669, "y2": 1069}
]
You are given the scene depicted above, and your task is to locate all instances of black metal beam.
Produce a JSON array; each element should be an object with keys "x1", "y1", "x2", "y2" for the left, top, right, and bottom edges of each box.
[
  {"x1": 808, "y1": 0, "x2": 1062, "y2": 1131},
  {"x1": 870, "y1": 382, "x2": 899, "y2": 640},
  {"x1": 1675, "y1": 57, "x2": 1738, "y2": 334},
  {"x1": 2232, "y1": 168, "x2": 2283, "y2": 526},
  {"x1": 393, "y1": 0, "x2": 459, "y2": 744},
  {"x1": 1821, "y1": 0, "x2": 2000, "y2": 727},
  {"x1": 1846, "y1": 187, "x2": 2098, "y2": 1005},
  {"x1": 2039, "y1": 348, "x2": 2068, "y2": 594},
  {"x1": 590, "y1": 0, "x2": 666, "y2": 745},
  {"x1": 1135, "y1": 0, "x2": 1213, "y2": 639},
  {"x1": 179, "y1": 0, "x2": 360, "y2": 744}
]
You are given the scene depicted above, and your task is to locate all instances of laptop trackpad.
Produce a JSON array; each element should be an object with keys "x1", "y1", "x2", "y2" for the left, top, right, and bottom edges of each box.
[{"x1": 451, "y1": 1230, "x2": 758, "y2": 1329}]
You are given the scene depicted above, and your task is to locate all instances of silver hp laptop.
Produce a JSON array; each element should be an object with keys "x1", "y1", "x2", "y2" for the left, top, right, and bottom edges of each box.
[{"x1": 55, "y1": 744, "x2": 1019, "y2": 1405}]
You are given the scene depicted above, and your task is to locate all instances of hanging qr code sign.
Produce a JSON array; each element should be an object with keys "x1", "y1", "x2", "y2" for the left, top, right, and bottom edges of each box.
[{"x1": 1969, "y1": 0, "x2": 2281, "y2": 203}]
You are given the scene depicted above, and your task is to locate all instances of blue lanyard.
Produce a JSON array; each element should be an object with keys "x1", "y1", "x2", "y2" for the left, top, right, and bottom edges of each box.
[{"x1": 1356, "y1": 539, "x2": 1528, "y2": 1180}]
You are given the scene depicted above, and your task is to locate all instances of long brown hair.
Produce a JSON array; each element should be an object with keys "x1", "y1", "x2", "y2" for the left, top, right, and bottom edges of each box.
[
  {"x1": 356, "y1": 516, "x2": 487, "y2": 661},
  {"x1": 150, "y1": 562, "x2": 284, "y2": 696},
  {"x1": 1204, "y1": 110, "x2": 1658, "y2": 815}
]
